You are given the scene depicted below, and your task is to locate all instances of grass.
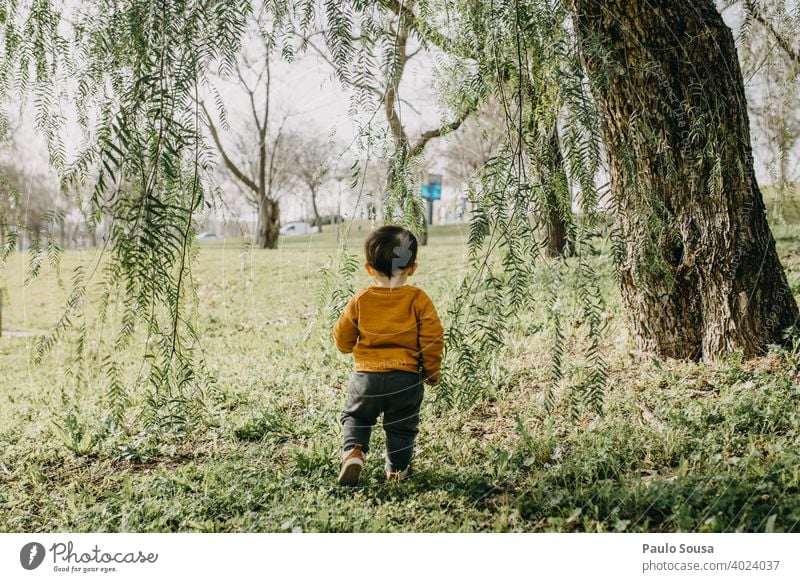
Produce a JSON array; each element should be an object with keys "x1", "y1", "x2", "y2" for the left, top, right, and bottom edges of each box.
[{"x1": 1, "y1": 218, "x2": 799, "y2": 532}]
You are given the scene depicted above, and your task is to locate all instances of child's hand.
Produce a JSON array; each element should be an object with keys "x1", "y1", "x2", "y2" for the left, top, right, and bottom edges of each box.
[{"x1": 424, "y1": 374, "x2": 440, "y2": 386}]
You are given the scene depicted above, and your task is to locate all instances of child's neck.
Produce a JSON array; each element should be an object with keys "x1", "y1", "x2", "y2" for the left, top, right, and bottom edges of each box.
[{"x1": 371, "y1": 275, "x2": 408, "y2": 289}]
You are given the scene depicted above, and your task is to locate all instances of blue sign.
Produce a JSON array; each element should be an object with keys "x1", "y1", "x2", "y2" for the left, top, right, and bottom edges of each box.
[{"x1": 421, "y1": 174, "x2": 442, "y2": 200}]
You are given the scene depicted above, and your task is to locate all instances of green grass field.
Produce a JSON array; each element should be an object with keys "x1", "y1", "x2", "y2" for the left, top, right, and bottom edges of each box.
[{"x1": 1, "y1": 216, "x2": 800, "y2": 532}]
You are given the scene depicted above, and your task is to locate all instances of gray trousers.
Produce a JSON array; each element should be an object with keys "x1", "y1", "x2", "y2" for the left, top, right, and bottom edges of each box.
[{"x1": 340, "y1": 370, "x2": 424, "y2": 472}]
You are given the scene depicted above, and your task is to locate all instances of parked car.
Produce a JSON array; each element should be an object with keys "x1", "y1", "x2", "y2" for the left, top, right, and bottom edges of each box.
[
  {"x1": 196, "y1": 232, "x2": 219, "y2": 240},
  {"x1": 280, "y1": 222, "x2": 316, "y2": 236}
]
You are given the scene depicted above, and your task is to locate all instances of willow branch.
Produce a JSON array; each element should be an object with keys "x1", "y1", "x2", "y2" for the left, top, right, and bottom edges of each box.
[
  {"x1": 747, "y1": 0, "x2": 800, "y2": 65},
  {"x1": 380, "y1": 0, "x2": 476, "y2": 60}
]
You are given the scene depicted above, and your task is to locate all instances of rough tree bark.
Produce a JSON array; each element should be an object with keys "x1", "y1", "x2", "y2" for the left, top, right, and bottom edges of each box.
[
  {"x1": 257, "y1": 198, "x2": 280, "y2": 250},
  {"x1": 539, "y1": 123, "x2": 570, "y2": 258},
  {"x1": 570, "y1": 0, "x2": 799, "y2": 360}
]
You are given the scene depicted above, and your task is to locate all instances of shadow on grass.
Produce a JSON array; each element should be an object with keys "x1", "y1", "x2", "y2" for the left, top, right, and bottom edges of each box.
[{"x1": 327, "y1": 465, "x2": 500, "y2": 506}]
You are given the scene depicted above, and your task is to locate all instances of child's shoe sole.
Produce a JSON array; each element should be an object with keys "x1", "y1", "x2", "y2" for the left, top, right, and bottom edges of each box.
[{"x1": 338, "y1": 457, "x2": 364, "y2": 486}]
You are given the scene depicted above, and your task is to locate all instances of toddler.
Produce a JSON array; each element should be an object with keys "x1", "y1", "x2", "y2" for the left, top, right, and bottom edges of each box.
[{"x1": 332, "y1": 225, "x2": 444, "y2": 485}]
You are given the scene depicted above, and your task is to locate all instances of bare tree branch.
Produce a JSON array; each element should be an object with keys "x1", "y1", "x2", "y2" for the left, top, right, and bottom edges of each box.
[
  {"x1": 235, "y1": 59, "x2": 266, "y2": 134},
  {"x1": 201, "y1": 101, "x2": 259, "y2": 194},
  {"x1": 409, "y1": 109, "x2": 473, "y2": 158}
]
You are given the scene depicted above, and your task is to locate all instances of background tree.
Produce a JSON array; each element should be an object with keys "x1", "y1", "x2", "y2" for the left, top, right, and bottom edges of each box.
[
  {"x1": 203, "y1": 26, "x2": 296, "y2": 249},
  {"x1": 291, "y1": 132, "x2": 334, "y2": 231},
  {"x1": 0, "y1": 161, "x2": 62, "y2": 250},
  {"x1": 355, "y1": 156, "x2": 390, "y2": 222},
  {"x1": 442, "y1": 99, "x2": 506, "y2": 187}
]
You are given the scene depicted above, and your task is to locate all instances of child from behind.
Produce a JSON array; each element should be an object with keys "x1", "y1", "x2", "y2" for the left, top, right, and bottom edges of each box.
[{"x1": 332, "y1": 225, "x2": 444, "y2": 486}]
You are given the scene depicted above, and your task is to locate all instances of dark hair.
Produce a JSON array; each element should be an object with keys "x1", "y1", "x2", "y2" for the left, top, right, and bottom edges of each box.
[{"x1": 364, "y1": 225, "x2": 418, "y2": 279}]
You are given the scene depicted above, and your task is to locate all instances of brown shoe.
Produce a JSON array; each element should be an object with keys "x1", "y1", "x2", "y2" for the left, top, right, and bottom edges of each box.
[
  {"x1": 385, "y1": 463, "x2": 413, "y2": 482},
  {"x1": 338, "y1": 444, "x2": 365, "y2": 486}
]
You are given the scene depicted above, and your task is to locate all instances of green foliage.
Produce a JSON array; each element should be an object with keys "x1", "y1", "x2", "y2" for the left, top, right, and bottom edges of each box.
[
  {"x1": 423, "y1": 0, "x2": 610, "y2": 414},
  {"x1": 52, "y1": 409, "x2": 103, "y2": 458},
  {"x1": 439, "y1": 267, "x2": 513, "y2": 407},
  {"x1": 314, "y1": 246, "x2": 360, "y2": 328},
  {"x1": 572, "y1": 234, "x2": 608, "y2": 416},
  {"x1": 0, "y1": 0, "x2": 278, "y2": 435},
  {"x1": 234, "y1": 410, "x2": 296, "y2": 443}
]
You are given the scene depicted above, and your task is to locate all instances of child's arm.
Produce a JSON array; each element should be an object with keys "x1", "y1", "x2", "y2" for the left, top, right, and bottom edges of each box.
[
  {"x1": 417, "y1": 292, "x2": 445, "y2": 385},
  {"x1": 333, "y1": 295, "x2": 360, "y2": 353}
]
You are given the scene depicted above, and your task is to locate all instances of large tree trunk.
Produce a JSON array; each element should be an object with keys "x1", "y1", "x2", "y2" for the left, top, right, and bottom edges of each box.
[
  {"x1": 541, "y1": 125, "x2": 570, "y2": 258},
  {"x1": 571, "y1": 0, "x2": 798, "y2": 361},
  {"x1": 256, "y1": 198, "x2": 280, "y2": 249},
  {"x1": 545, "y1": 200, "x2": 568, "y2": 258}
]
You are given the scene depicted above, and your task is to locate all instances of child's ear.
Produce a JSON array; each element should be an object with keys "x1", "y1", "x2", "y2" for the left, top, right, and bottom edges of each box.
[
  {"x1": 364, "y1": 262, "x2": 375, "y2": 276},
  {"x1": 407, "y1": 262, "x2": 418, "y2": 276}
]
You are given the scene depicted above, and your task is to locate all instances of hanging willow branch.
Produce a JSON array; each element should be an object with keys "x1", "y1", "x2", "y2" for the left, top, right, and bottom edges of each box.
[
  {"x1": 0, "y1": 0, "x2": 286, "y2": 433},
  {"x1": 299, "y1": 0, "x2": 610, "y2": 414}
]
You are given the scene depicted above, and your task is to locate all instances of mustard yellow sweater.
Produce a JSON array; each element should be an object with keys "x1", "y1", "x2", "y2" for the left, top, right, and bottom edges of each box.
[{"x1": 333, "y1": 285, "x2": 444, "y2": 384}]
